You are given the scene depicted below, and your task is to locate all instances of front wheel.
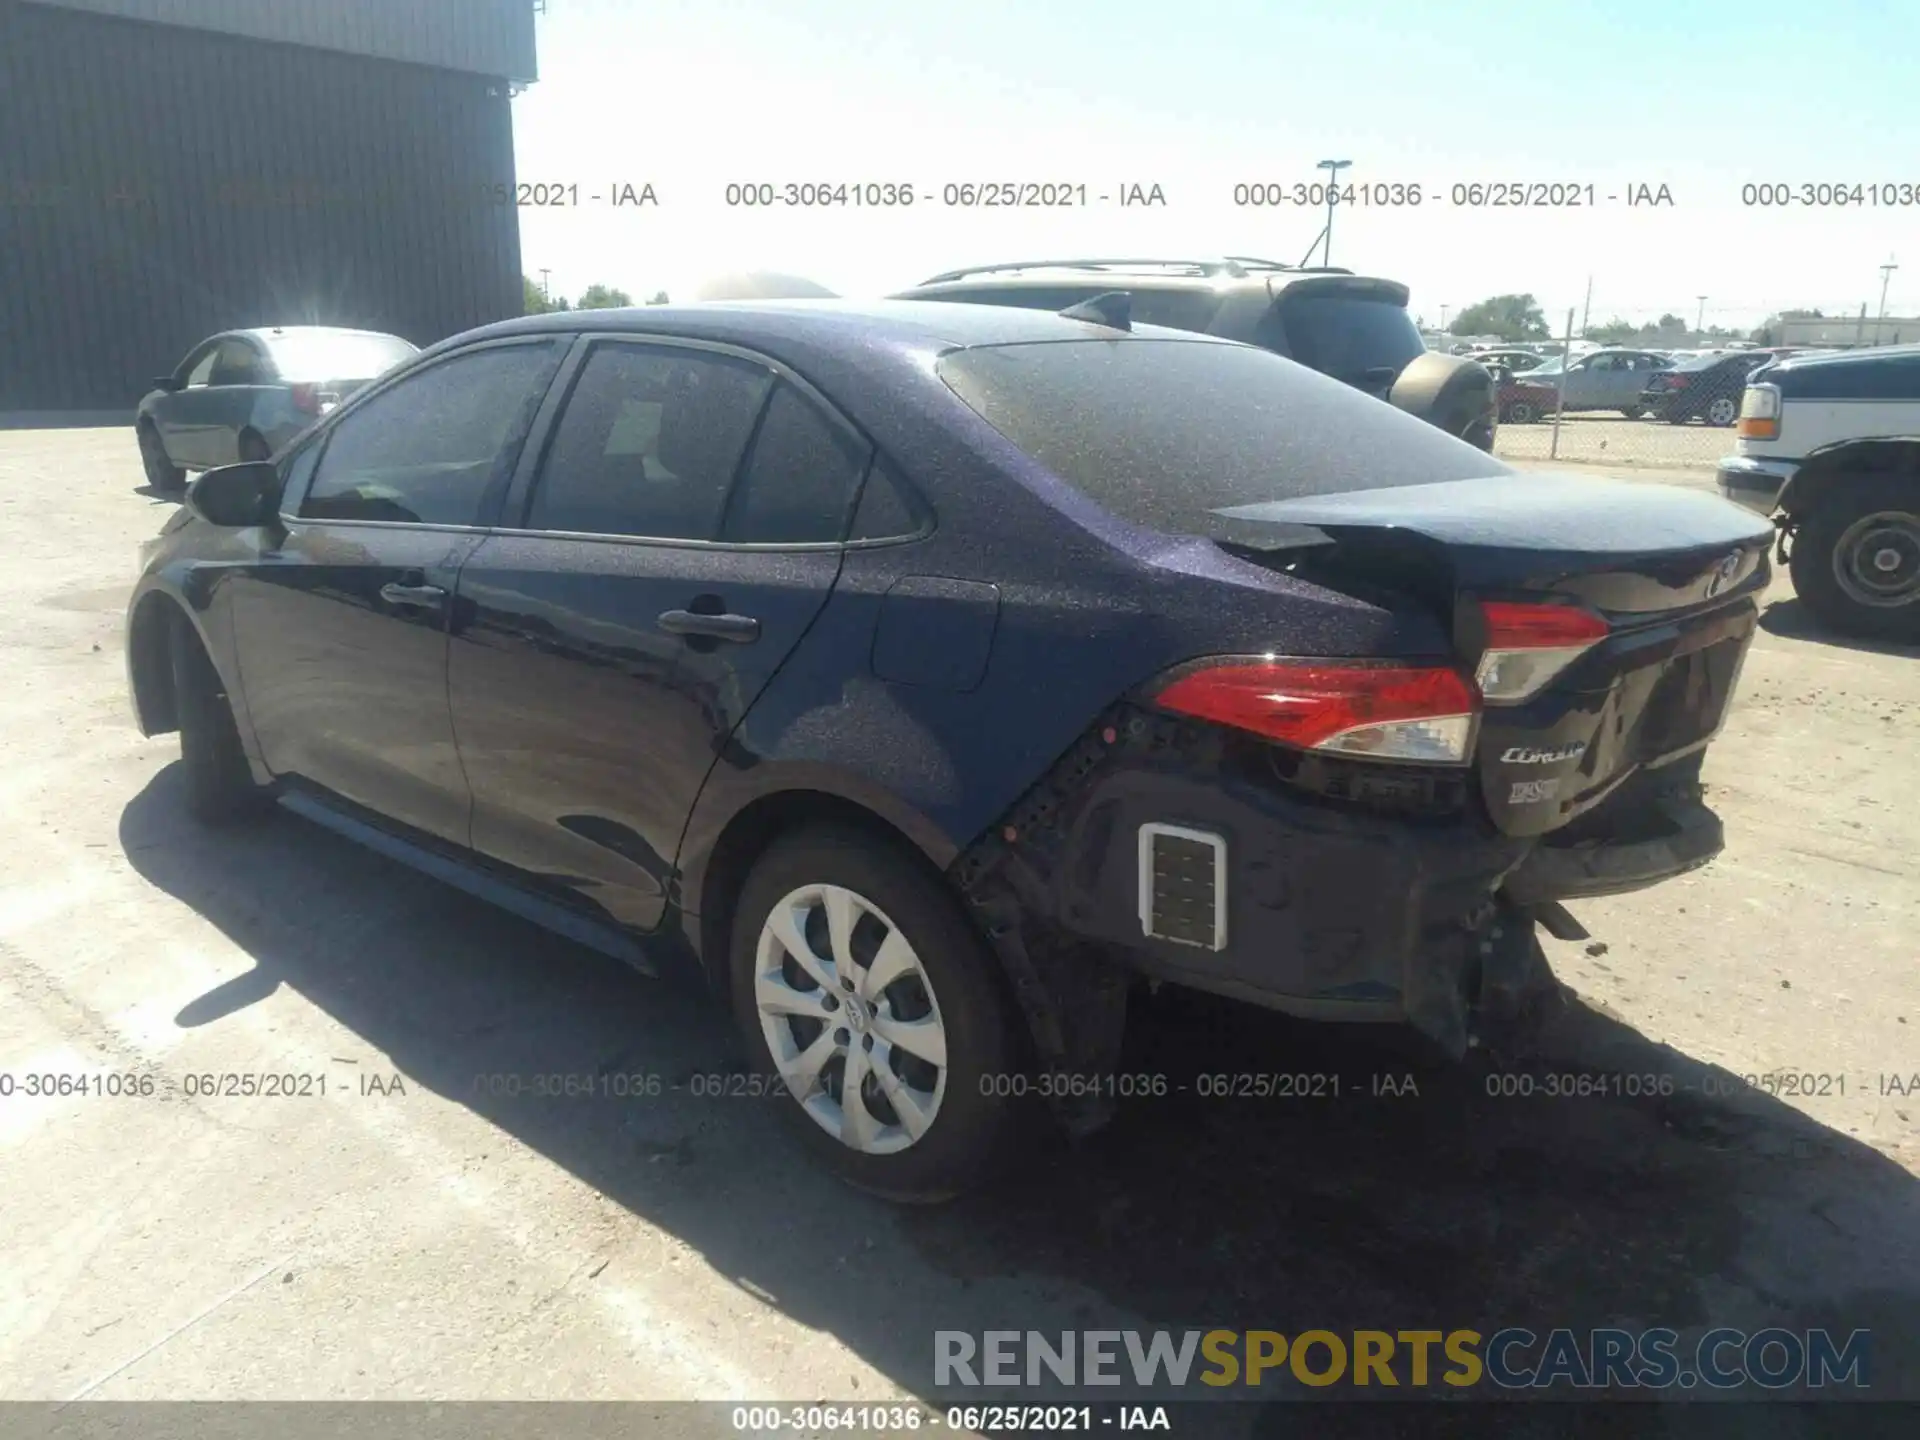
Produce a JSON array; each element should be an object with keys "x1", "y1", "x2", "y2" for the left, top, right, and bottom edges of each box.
[
  {"x1": 139, "y1": 423, "x2": 185, "y2": 492},
  {"x1": 730, "y1": 827, "x2": 1018, "y2": 1202},
  {"x1": 169, "y1": 611, "x2": 272, "y2": 824},
  {"x1": 1620, "y1": 406, "x2": 1645, "y2": 420},
  {"x1": 1788, "y1": 476, "x2": 1920, "y2": 641}
]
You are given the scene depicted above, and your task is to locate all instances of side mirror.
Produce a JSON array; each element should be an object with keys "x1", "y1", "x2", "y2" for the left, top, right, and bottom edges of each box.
[
  {"x1": 152, "y1": 376, "x2": 182, "y2": 393},
  {"x1": 187, "y1": 461, "x2": 281, "y2": 528}
]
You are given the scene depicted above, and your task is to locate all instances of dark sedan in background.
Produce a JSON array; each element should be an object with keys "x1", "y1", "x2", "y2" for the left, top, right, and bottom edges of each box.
[
  {"x1": 126, "y1": 299, "x2": 1773, "y2": 1200},
  {"x1": 136, "y1": 325, "x2": 417, "y2": 491},
  {"x1": 1639, "y1": 350, "x2": 1777, "y2": 426}
]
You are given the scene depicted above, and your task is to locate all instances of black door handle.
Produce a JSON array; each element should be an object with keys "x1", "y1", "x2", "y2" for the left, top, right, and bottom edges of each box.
[
  {"x1": 658, "y1": 609, "x2": 760, "y2": 643},
  {"x1": 381, "y1": 582, "x2": 448, "y2": 609}
]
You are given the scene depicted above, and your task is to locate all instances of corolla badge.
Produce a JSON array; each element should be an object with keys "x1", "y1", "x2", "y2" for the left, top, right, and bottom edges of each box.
[
  {"x1": 1501, "y1": 742, "x2": 1587, "y2": 765},
  {"x1": 1704, "y1": 551, "x2": 1744, "y2": 598}
]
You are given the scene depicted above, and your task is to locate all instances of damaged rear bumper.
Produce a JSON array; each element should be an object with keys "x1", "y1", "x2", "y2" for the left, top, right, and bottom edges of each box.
[{"x1": 954, "y1": 708, "x2": 1726, "y2": 1128}]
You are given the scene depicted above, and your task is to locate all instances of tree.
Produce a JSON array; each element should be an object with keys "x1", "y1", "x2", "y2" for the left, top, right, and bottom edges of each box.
[
  {"x1": 523, "y1": 275, "x2": 569, "y2": 314},
  {"x1": 1449, "y1": 294, "x2": 1549, "y2": 341},
  {"x1": 647, "y1": 290, "x2": 670, "y2": 305},
  {"x1": 575, "y1": 284, "x2": 634, "y2": 310},
  {"x1": 1585, "y1": 317, "x2": 1638, "y2": 345}
]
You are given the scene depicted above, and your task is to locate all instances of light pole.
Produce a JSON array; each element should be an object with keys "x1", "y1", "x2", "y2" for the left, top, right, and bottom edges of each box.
[
  {"x1": 1317, "y1": 158, "x2": 1352, "y2": 267},
  {"x1": 1439, "y1": 303, "x2": 1450, "y2": 334},
  {"x1": 1878, "y1": 258, "x2": 1899, "y2": 332},
  {"x1": 1695, "y1": 294, "x2": 1707, "y2": 337},
  {"x1": 539, "y1": 268, "x2": 552, "y2": 302}
]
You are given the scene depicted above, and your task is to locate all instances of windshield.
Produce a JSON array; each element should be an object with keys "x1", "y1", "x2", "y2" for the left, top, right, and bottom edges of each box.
[
  {"x1": 938, "y1": 338, "x2": 1504, "y2": 534},
  {"x1": 1526, "y1": 356, "x2": 1566, "y2": 376},
  {"x1": 263, "y1": 330, "x2": 418, "y2": 381}
]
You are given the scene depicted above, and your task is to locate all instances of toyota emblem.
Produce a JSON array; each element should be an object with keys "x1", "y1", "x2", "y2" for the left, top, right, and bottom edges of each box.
[{"x1": 1705, "y1": 551, "x2": 1743, "y2": 598}]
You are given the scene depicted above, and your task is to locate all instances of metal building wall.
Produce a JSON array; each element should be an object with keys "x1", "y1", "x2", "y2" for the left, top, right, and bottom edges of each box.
[
  {"x1": 30, "y1": 0, "x2": 537, "y2": 83},
  {"x1": 0, "y1": 0, "x2": 525, "y2": 411}
]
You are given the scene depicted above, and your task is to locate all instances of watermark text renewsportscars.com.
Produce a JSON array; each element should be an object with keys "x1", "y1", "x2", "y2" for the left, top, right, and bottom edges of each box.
[{"x1": 935, "y1": 1328, "x2": 1871, "y2": 1391}]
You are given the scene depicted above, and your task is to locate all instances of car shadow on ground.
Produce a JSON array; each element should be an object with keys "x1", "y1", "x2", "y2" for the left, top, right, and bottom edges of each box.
[
  {"x1": 1761, "y1": 598, "x2": 1920, "y2": 659},
  {"x1": 120, "y1": 767, "x2": 1920, "y2": 1435}
]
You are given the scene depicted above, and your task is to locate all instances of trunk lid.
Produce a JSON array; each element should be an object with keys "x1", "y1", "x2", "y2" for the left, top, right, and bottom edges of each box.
[{"x1": 1213, "y1": 473, "x2": 1776, "y2": 837}]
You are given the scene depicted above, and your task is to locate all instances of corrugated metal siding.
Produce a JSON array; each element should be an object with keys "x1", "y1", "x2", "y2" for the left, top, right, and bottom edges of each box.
[
  {"x1": 0, "y1": 0, "x2": 524, "y2": 411},
  {"x1": 27, "y1": 0, "x2": 536, "y2": 81}
]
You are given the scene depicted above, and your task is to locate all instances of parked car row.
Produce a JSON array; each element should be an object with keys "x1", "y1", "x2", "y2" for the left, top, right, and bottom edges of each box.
[
  {"x1": 135, "y1": 326, "x2": 418, "y2": 491},
  {"x1": 127, "y1": 274, "x2": 1779, "y2": 1199}
]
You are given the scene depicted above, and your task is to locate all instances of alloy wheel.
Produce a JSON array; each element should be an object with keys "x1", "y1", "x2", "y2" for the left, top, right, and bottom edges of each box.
[
  {"x1": 1706, "y1": 396, "x2": 1738, "y2": 426},
  {"x1": 753, "y1": 883, "x2": 949, "y2": 1155}
]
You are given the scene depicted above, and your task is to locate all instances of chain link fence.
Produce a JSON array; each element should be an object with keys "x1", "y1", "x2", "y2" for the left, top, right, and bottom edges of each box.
[{"x1": 1428, "y1": 300, "x2": 1920, "y2": 471}]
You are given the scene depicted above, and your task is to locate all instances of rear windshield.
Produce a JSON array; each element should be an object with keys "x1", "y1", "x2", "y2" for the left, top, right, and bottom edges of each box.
[
  {"x1": 263, "y1": 331, "x2": 418, "y2": 381},
  {"x1": 1274, "y1": 296, "x2": 1426, "y2": 384},
  {"x1": 937, "y1": 339, "x2": 1505, "y2": 532}
]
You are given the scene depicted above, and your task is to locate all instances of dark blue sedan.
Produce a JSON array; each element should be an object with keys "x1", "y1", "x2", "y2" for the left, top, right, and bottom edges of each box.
[{"x1": 126, "y1": 300, "x2": 1774, "y2": 1200}]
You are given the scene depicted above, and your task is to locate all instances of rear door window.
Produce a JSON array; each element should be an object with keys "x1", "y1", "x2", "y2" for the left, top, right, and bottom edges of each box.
[
  {"x1": 524, "y1": 342, "x2": 773, "y2": 540},
  {"x1": 937, "y1": 338, "x2": 1503, "y2": 535},
  {"x1": 717, "y1": 382, "x2": 872, "y2": 544}
]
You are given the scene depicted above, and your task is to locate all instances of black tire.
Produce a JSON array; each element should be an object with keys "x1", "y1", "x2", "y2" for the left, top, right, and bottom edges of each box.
[
  {"x1": 1788, "y1": 476, "x2": 1920, "y2": 642},
  {"x1": 169, "y1": 611, "x2": 271, "y2": 824},
  {"x1": 139, "y1": 423, "x2": 185, "y2": 492},
  {"x1": 1506, "y1": 399, "x2": 1537, "y2": 425},
  {"x1": 238, "y1": 430, "x2": 272, "y2": 462},
  {"x1": 729, "y1": 825, "x2": 1018, "y2": 1203},
  {"x1": 1620, "y1": 406, "x2": 1645, "y2": 420},
  {"x1": 1704, "y1": 395, "x2": 1739, "y2": 427}
]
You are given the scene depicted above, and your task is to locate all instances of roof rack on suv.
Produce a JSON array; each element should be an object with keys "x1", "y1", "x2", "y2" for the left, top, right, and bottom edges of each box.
[{"x1": 917, "y1": 257, "x2": 1355, "y2": 285}]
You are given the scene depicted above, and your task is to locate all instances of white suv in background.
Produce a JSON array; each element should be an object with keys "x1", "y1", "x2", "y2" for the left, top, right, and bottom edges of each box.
[{"x1": 1720, "y1": 344, "x2": 1920, "y2": 641}]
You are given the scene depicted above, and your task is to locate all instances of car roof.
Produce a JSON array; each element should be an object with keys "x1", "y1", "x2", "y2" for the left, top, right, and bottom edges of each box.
[
  {"x1": 896, "y1": 262, "x2": 1411, "y2": 307},
  {"x1": 452, "y1": 298, "x2": 1248, "y2": 355},
  {"x1": 1767, "y1": 340, "x2": 1920, "y2": 370},
  {"x1": 238, "y1": 325, "x2": 412, "y2": 344}
]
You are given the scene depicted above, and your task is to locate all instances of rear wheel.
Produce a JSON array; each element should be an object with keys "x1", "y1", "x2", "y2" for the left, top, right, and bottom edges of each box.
[
  {"x1": 1505, "y1": 399, "x2": 1538, "y2": 425},
  {"x1": 730, "y1": 826, "x2": 1018, "y2": 1202},
  {"x1": 1789, "y1": 476, "x2": 1920, "y2": 641},
  {"x1": 1705, "y1": 396, "x2": 1738, "y2": 427},
  {"x1": 139, "y1": 423, "x2": 185, "y2": 492},
  {"x1": 1620, "y1": 406, "x2": 1645, "y2": 420},
  {"x1": 169, "y1": 611, "x2": 271, "y2": 824}
]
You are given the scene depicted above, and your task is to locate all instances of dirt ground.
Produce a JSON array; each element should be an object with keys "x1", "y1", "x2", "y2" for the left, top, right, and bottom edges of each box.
[
  {"x1": 1494, "y1": 414, "x2": 1731, "y2": 469},
  {"x1": 1, "y1": 429, "x2": 1915, "y2": 1432}
]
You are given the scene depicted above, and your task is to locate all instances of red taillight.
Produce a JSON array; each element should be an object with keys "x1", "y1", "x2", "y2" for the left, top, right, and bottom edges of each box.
[
  {"x1": 1668, "y1": 374, "x2": 1691, "y2": 388},
  {"x1": 1475, "y1": 601, "x2": 1610, "y2": 703},
  {"x1": 289, "y1": 382, "x2": 321, "y2": 413},
  {"x1": 1154, "y1": 660, "x2": 1478, "y2": 764}
]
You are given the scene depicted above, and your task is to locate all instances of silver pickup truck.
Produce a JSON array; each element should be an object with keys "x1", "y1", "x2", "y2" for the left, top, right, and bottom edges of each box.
[{"x1": 1719, "y1": 343, "x2": 1920, "y2": 641}]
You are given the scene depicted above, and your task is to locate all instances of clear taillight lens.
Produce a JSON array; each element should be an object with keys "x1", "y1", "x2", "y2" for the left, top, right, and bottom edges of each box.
[{"x1": 1474, "y1": 601, "x2": 1611, "y2": 704}]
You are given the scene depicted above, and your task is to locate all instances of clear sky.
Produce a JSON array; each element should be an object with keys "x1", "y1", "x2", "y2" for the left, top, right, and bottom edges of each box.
[{"x1": 511, "y1": 0, "x2": 1916, "y2": 331}]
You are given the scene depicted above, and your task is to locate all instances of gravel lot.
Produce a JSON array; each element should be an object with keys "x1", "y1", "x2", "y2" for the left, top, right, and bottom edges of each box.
[
  {"x1": 2, "y1": 428, "x2": 1916, "y2": 1426},
  {"x1": 1495, "y1": 414, "x2": 1734, "y2": 469}
]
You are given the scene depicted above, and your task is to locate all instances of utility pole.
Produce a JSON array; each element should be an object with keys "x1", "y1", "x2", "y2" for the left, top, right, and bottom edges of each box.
[
  {"x1": 1580, "y1": 276, "x2": 1593, "y2": 338},
  {"x1": 1317, "y1": 158, "x2": 1352, "y2": 267},
  {"x1": 539, "y1": 268, "x2": 552, "y2": 302},
  {"x1": 1696, "y1": 294, "x2": 1707, "y2": 337},
  {"x1": 1878, "y1": 258, "x2": 1899, "y2": 338},
  {"x1": 1439, "y1": 303, "x2": 1450, "y2": 333}
]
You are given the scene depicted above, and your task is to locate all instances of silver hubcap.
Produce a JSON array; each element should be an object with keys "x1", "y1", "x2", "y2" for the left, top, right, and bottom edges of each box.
[
  {"x1": 1708, "y1": 398, "x2": 1736, "y2": 424},
  {"x1": 1833, "y1": 510, "x2": 1920, "y2": 608},
  {"x1": 753, "y1": 883, "x2": 948, "y2": 1155}
]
